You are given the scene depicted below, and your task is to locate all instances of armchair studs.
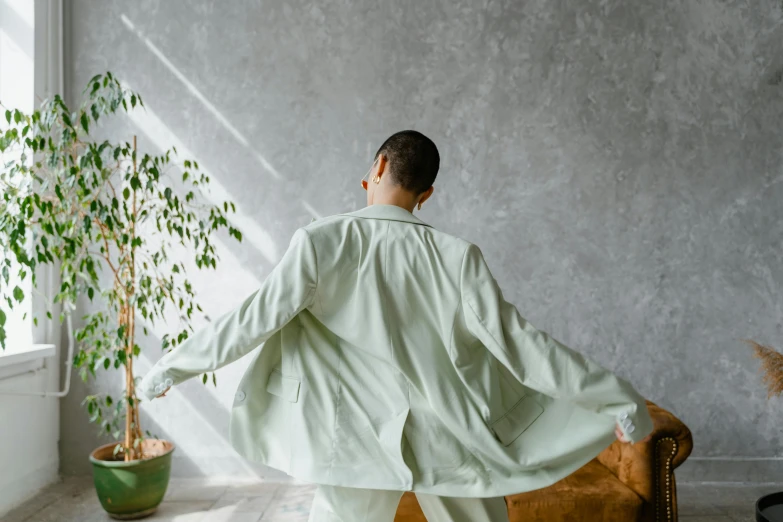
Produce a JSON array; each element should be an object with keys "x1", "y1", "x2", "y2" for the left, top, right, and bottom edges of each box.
[{"x1": 655, "y1": 436, "x2": 678, "y2": 522}]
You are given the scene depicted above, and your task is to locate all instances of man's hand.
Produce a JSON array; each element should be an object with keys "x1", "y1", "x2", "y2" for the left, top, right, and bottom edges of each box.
[
  {"x1": 615, "y1": 422, "x2": 653, "y2": 444},
  {"x1": 615, "y1": 422, "x2": 631, "y2": 443}
]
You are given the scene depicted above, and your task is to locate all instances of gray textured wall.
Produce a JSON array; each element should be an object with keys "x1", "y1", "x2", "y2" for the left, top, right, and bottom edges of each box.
[{"x1": 62, "y1": 0, "x2": 783, "y2": 481}]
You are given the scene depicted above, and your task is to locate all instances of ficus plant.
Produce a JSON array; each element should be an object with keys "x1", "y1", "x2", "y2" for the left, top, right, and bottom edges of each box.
[{"x1": 0, "y1": 72, "x2": 242, "y2": 461}]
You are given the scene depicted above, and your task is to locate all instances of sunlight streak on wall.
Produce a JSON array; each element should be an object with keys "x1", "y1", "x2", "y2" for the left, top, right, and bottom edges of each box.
[
  {"x1": 120, "y1": 14, "x2": 283, "y2": 181},
  {"x1": 121, "y1": 82, "x2": 280, "y2": 264}
]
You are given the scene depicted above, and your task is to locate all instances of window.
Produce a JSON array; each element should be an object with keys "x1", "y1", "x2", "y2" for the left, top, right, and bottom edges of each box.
[{"x1": 0, "y1": 0, "x2": 34, "y2": 351}]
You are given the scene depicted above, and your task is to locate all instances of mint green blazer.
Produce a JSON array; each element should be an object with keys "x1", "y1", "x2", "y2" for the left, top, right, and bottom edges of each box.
[{"x1": 140, "y1": 204, "x2": 653, "y2": 497}]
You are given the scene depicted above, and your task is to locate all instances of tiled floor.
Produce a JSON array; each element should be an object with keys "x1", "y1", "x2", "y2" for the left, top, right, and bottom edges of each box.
[
  {"x1": 2, "y1": 477, "x2": 781, "y2": 521},
  {"x1": 1, "y1": 477, "x2": 314, "y2": 522}
]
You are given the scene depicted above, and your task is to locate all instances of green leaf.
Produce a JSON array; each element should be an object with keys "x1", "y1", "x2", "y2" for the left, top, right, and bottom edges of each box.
[
  {"x1": 123, "y1": 187, "x2": 130, "y2": 200},
  {"x1": 202, "y1": 373, "x2": 207, "y2": 384},
  {"x1": 12, "y1": 286, "x2": 23, "y2": 302},
  {"x1": 0, "y1": 309, "x2": 6, "y2": 326},
  {"x1": 103, "y1": 358, "x2": 110, "y2": 370},
  {"x1": 13, "y1": 110, "x2": 21, "y2": 124},
  {"x1": 80, "y1": 112, "x2": 89, "y2": 133},
  {"x1": 4, "y1": 110, "x2": 10, "y2": 123}
]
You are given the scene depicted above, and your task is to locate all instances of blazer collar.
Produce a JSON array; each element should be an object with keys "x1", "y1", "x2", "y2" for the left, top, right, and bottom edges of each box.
[{"x1": 338, "y1": 204, "x2": 433, "y2": 227}]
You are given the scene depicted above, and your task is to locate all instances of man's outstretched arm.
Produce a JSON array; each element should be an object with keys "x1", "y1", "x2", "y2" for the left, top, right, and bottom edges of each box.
[
  {"x1": 459, "y1": 242, "x2": 654, "y2": 444},
  {"x1": 139, "y1": 227, "x2": 318, "y2": 401}
]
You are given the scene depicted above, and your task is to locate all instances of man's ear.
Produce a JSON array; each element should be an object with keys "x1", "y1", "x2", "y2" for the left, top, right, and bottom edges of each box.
[
  {"x1": 419, "y1": 185, "x2": 435, "y2": 204},
  {"x1": 376, "y1": 154, "x2": 387, "y2": 178}
]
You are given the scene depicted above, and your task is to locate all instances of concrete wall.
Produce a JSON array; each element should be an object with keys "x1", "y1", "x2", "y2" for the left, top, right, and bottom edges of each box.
[{"x1": 62, "y1": 0, "x2": 783, "y2": 482}]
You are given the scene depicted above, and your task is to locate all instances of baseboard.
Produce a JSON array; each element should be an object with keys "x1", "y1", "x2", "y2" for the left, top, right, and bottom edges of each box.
[
  {"x1": 0, "y1": 460, "x2": 59, "y2": 518},
  {"x1": 677, "y1": 457, "x2": 783, "y2": 483},
  {"x1": 167, "y1": 454, "x2": 295, "y2": 482}
]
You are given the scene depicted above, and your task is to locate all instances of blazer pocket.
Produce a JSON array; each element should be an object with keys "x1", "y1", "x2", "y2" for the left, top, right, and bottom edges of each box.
[
  {"x1": 265, "y1": 368, "x2": 301, "y2": 403},
  {"x1": 491, "y1": 394, "x2": 545, "y2": 446}
]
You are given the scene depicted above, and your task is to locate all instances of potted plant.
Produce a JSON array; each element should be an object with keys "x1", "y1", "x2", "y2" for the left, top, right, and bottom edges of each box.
[
  {"x1": 0, "y1": 72, "x2": 242, "y2": 519},
  {"x1": 746, "y1": 340, "x2": 783, "y2": 521}
]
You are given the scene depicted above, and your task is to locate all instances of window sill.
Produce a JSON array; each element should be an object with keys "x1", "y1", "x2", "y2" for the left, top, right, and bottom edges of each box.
[{"x1": 0, "y1": 344, "x2": 56, "y2": 381}]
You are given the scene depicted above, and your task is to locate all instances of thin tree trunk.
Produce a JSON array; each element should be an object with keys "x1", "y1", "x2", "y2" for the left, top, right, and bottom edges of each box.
[
  {"x1": 124, "y1": 302, "x2": 133, "y2": 461},
  {"x1": 130, "y1": 303, "x2": 142, "y2": 458},
  {"x1": 128, "y1": 135, "x2": 142, "y2": 459}
]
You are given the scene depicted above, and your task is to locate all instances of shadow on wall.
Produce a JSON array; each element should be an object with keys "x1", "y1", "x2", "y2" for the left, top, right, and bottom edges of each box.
[
  {"x1": 59, "y1": 10, "x2": 331, "y2": 479},
  {"x1": 118, "y1": 11, "x2": 325, "y2": 262},
  {"x1": 36, "y1": 4, "x2": 348, "y2": 482}
]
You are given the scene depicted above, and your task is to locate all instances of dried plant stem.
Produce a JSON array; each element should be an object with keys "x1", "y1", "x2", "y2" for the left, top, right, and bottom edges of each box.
[{"x1": 745, "y1": 339, "x2": 783, "y2": 399}]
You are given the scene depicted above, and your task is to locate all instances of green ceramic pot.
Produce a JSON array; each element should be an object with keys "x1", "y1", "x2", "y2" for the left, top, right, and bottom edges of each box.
[{"x1": 89, "y1": 440, "x2": 175, "y2": 520}]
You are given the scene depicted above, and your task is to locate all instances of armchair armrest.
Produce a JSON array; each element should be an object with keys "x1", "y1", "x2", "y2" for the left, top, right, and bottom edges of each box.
[{"x1": 597, "y1": 400, "x2": 693, "y2": 522}]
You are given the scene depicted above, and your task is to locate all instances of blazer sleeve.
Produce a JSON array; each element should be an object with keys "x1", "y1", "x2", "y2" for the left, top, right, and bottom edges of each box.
[
  {"x1": 138, "y1": 227, "x2": 318, "y2": 402},
  {"x1": 459, "y1": 242, "x2": 654, "y2": 444}
]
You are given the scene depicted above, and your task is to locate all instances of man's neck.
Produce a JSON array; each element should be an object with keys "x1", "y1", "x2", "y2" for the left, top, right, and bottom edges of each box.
[{"x1": 370, "y1": 192, "x2": 416, "y2": 213}]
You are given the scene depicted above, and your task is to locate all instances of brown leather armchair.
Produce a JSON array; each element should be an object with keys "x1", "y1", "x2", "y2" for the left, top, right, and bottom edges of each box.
[{"x1": 395, "y1": 401, "x2": 693, "y2": 522}]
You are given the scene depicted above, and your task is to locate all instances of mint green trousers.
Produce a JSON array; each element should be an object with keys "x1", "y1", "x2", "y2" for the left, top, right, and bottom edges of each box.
[{"x1": 308, "y1": 484, "x2": 510, "y2": 522}]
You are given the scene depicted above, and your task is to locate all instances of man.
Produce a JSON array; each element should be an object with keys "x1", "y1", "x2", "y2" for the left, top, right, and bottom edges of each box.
[{"x1": 141, "y1": 130, "x2": 653, "y2": 522}]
